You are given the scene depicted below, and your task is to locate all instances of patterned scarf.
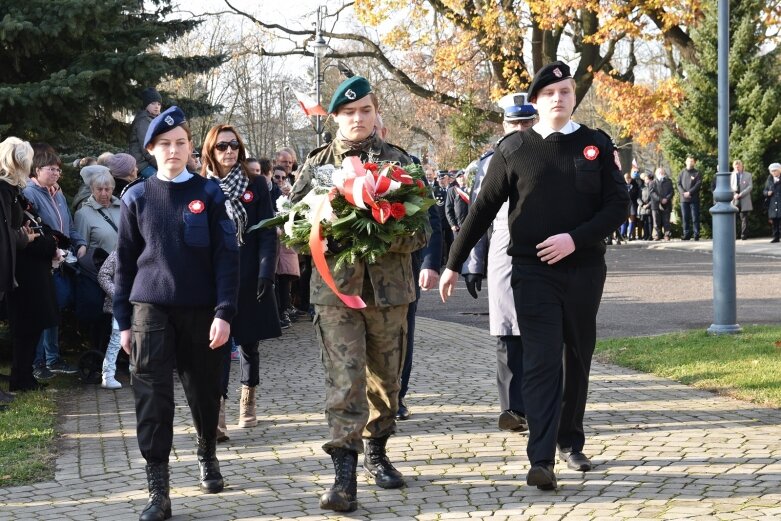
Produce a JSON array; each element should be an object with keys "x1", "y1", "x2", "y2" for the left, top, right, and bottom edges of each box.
[
  {"x1": 207, "y1": 163, "x2": 248, "y2": 244},
  {"x1": 337, "y1": 128, "x2": 377, "y2": 151}
]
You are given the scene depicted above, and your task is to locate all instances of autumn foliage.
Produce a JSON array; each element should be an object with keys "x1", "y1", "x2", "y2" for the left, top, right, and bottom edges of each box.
[{"x1": 593, "y1": 71, "x2": 684, "y2": 148}]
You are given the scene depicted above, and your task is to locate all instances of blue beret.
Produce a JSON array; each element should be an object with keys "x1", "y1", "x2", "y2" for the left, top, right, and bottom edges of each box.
[
  {"x1": 143, "y1": 106, "x2": 187, "y2": 148},
  {"x1": 504, "y1": 104, "x2": 537, "y2": 121},
  {"x1": 328, "y1": 76, "x2": 373, "y2": 114},
  {"x1": 528, "y1": 61, "x2": 573, "y2": 101}
]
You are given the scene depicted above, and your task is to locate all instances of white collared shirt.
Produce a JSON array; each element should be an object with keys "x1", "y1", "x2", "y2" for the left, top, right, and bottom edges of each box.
[
  {"x1": 533, "y1": 120, "x2": 581, "y2": 139},
  {"x1": 156, "y1": 169, "x2": 193, "y2": 183}
]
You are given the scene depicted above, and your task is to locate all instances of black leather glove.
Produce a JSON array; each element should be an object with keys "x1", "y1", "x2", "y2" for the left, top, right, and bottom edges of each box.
[
  {"x1": 257, "y1": 277, "x2": 274, "y2": 302},
  {"x1": 463, "y1": 273, "x2": 483, "y2": 299}
]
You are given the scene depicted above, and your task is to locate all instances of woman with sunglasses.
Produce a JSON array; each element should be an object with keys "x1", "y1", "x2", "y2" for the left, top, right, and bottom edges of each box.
[{"x1": 200, "y1": 124, "x2": 280, "y2": 431}]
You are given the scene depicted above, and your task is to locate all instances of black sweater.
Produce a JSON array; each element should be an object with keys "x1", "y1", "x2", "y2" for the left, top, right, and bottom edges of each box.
[{"x1": 446, "y1": 126, "x2": 629, "y2": 270}]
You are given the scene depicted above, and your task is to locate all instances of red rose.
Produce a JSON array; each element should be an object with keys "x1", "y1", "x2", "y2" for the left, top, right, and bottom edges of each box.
[
  {"x1": 416, "y1": 179, "x2": 425, "y2": 189},
  {"x1": 371, "y1": 201, "x2": 392, "y2": 224},
  {"x1": 364, "y1": 162, "x2": 379, "y2": 173},
  {"x1": 391, "y1": 166, "x2": 414, "y2": 185},
  {"x1": 390, "y1": 202, "x2": 406, "y2": 220}
]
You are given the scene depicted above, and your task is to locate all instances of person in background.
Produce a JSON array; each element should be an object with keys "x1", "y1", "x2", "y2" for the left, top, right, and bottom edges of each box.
[
  {"x1": 72, "y1": 164, "x2": 111, "y2": 211},
  {"x1": 97, "y1": 250, "x2": 122, "y2": 390},
  {"x1": 677, "y1": 155, "x2": 702, "y2": 241},
  {"x1": 1, "y1": 137, "x2": 55, "y2": 395},
  {"x1": 129, "y1": 87, "x2": 163, "y2": 179},
  {"x1": 651, "y1": 167, "x2": 673, "y2": 241},
  {"x1": 115, "y1": 107, "x2": 239, "y2": 520},
  {"x1": 23, "y1": 143, "x2": 86, "y2": 380},
  {"x1": 730, "y1": 160, "x2": 753, "y2": 240},
  {"x1": 637, "y1": 171, "x2": 654, "y2": 240},
  {"x1": 621, "y1": 173, "x2": 640, "y2": 241},
  {"x1": 199, "y1": 124, "x2": 280, "y2": 433},
  {"x1": 107, "y1": 153, "x2": 138, "y2": 197},
  {"x1": 74, "y1": 170, "x2": 121, "y2": 253},
  {"x1": 764, "y1": 163, "x2": 781, "y2": 243}
]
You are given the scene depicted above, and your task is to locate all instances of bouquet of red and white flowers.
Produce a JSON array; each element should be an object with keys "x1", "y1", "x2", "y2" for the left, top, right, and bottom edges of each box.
[{"x1": 251, "y1": 157, "x2": 434, "y2": 270}]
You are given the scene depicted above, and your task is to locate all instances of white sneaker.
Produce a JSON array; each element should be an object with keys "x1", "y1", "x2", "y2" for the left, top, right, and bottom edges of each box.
[{"x1": 101, "y1": 376, "x2": 122, "y2": 390}]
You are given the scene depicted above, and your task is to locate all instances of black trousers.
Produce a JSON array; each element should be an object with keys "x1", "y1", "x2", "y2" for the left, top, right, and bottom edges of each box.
[
  {"x1": 7, "y1": 292, "x2": 44, "y2": 391},
  {"x1": 131, "y1": 303, "x2": 226, "y2": 464},
  {"x1": 496, "y1": 335, "x2": 524, "y2": 413},
  {"x1": 511, "y1": 263, "x2": 606, "y2": 466},
  {"x1": 737, "y1": 211, "x2": 750, "y2": 239},
  {"x1": 239, "y1": 340, "x2": 260, "y2": 387}
]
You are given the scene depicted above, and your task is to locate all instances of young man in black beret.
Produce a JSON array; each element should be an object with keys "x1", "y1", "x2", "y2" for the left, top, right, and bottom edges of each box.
[{"x1": 440, "y1": 61, "x2": 629, "y2": 490}]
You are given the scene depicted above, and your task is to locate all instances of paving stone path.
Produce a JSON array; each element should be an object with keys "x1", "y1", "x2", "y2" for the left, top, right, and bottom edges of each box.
[{"x1": 2, "y1": 316, "x2": 781, "y2": 520}]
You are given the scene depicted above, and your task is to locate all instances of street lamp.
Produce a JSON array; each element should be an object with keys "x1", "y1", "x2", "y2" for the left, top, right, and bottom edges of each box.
[{"x1": 310, "y1": 6, "x2": 330, "y2": 147}]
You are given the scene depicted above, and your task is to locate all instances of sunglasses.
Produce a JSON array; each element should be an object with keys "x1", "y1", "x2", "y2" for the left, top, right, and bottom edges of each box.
[
  {"x1": 214, "y1": 140, "x2": 240, "y2": 152},
  {"x1": 273, "y1": 174, "x2": 284, "y2": 180}
]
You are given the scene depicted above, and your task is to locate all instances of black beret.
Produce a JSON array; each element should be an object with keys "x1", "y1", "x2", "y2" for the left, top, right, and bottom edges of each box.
[
  {"x1": 143, "y1": 106, "x2": 187, "y2": 148},
  {"x1": 528, "y1": 61, "x2": 573, "y2": 101}
]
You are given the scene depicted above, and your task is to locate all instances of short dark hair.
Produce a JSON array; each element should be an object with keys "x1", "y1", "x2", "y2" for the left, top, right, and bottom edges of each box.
[
  {"x1": 31, "y1": 143, "x2": 61, "y2": 176},
  {"x1": 259, "y1": 158, "x2": 271, "y2": 176},
  {"x1": 273, "y1": 165, "x2": 287, "y2": 174}
]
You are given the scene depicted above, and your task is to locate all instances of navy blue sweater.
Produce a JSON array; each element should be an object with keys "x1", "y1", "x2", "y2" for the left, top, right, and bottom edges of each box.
[{"x1": 113, "y1": 175, "x2": 239, "y2": 331}]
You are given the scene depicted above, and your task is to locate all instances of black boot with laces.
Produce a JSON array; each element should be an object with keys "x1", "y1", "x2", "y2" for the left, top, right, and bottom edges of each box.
[
  {"x1": 319, "y1": 448, "x2": 358, "y2": 512},
  {"x1": 364, "y1": 435, "x2": 405, "y2": 489},
  {"x1": 139, "y1": 462, "x2": 171, "y2": 521}
]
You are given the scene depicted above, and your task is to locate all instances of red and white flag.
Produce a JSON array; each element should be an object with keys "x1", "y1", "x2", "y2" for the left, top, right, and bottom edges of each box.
[{"x1": 292, "y1": 90, "x2": 327, "y2": 117}]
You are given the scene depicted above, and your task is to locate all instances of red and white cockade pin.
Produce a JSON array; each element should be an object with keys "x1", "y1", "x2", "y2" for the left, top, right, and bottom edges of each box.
[
  {"x1": 583, "y1": 145, "x2": 599, "y2": 160},
  {"x1": 188, "y1": 200, "x2": 205, "y2": 214},
  {"x1": 241, "y1": 190, "x2": 254, "y2": 203}
]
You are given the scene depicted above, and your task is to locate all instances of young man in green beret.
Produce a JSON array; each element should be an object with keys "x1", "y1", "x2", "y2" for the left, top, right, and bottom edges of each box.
[
  {"x1": 440, "y1": 61, "x2": 629, "y2": 490},
  {"x1": 291, "y1": 76, "x2": 432, "y2": 512}
]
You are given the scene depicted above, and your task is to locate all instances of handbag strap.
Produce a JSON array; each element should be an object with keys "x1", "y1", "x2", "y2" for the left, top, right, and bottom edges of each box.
[{"x1": 97, "y1": 208, "x2": 118, "y2": 232}]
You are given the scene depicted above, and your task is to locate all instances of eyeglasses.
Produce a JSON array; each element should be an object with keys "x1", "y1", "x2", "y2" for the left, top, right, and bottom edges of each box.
[
  {"x1": 191, "y1": 151, "x2": 200, "y2": 159},
  {"x1": 273, "y1": 175, "x2": 283, "y2": 180},
  {"x1": 214, "y1": 140, "x2": 240, "y2": 152},
  {"x1": 42, "y1": 166, "x2": 62, "y2": 174}
]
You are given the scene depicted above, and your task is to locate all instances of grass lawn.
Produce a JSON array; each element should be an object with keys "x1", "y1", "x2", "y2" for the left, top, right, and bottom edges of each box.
[
  {"x1": 0, "y1": 384, "x2": 57, "y2": 487},
  {"x1": 595, "y1": 324, "x2": 781, "y2": 408}
]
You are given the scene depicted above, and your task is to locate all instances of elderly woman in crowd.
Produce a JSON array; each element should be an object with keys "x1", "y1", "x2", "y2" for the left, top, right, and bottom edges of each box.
[
  {"x1": 0, "y1": 137, "x2": 60, "y2": 393},
  {"x1": 107, "y1": 152, "x2": 138, "y2": 197},
  {"x1": 765, "y1": 163, "x2": 781, "y2": 243},
  {"x1": 23, "y1": 143, "x2": 86, "y2": 380},
  {"x1": 200, "y1": 124, "x2": 280, "y2": 432},
  {"x1": 74, "y1": 170, "x2": 121, "y2": 253}
]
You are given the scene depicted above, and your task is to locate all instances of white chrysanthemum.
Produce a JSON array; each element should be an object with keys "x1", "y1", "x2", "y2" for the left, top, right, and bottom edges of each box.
[{"x1": 276, "y1": 195, "x2": 290, "y2": 214}]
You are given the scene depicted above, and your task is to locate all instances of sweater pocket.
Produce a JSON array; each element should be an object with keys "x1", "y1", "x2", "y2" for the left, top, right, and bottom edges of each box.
[
  {"x1": 574, "y1": 158, "x2": 602, "y2": 194},
  {"x1": 183, "y1": 211, "x2": 210, "y2": 247}
]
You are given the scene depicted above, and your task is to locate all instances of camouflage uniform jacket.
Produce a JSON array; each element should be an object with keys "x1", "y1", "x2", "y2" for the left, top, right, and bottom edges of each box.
[{"x1": 290, "y1": 134, "x2": 430, "y2": 307}]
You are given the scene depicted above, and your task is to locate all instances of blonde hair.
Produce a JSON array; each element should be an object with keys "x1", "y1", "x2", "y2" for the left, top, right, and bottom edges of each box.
[{"x1": 0, "y1": 137, "x2": 34, "y2": 188}]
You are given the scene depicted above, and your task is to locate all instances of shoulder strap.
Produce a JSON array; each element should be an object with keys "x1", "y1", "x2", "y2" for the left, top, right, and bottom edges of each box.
[{"x1": 96, "y1": 208, "x2": 118, "y2": 232}]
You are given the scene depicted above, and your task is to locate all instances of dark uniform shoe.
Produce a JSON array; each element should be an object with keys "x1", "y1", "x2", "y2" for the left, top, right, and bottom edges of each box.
[
  {"x1": 497, "y1": 410, "x2": 528, "y2": 432},
  {"x1": 559, "y1": 449, "x2": 593, "y2": 471},
  {"x1": 140, "y1": 463, "x2": 171, "y2": 521},
  {"x1": 396, "y1": 398, "x2": 410, "y2": 420},
  {"x1": 320, "y1": 448, "x2": 358, "y2": 512},
  {"x1": 526, "y1": 463, "x2": 557, "y2": 490},
  {"x1": 197, "y1": 437, "x2": 224, "y2": 493},
  {"x1": 364, "y1": 435, "x2": 405, "y2": 489}
]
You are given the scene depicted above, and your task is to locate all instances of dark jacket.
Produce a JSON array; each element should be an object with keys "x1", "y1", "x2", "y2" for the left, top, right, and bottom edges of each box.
[
  {"x1": 0, "y1": 182, "x2": 25, "y2": 295},
  {"x1": 128, "y1": 109, "x2": 156, "y2": 171},
  {"x1": 677, "y1": 168, "x2": 702, "y2": 200},
  {"x1": 637, "y1": 181, "x2": 652, "y2": 217},
  {"x1": 9, "y1": 196, "x2": 60, "y2": 330},
  {"x1": 651, "y1": 176, "x2": 674, "y2": 212},
  {"x1": 233, "y1": 176, "x2": 281, "y2": 345},
  {"x1": 765, "y1": 175, "x2": 781, "y2": 219},
  {"x1": 445, "y1": 181, "x2": 469, "y2": 229}
]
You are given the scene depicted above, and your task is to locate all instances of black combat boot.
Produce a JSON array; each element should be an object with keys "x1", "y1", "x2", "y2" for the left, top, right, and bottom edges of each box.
[
  {"x1": 196, "y1": 436, "x2": 224, "y2": 493},
  {"x1": 139, "y1": 462, "x2": 171, "y2": 521},
  {"x1": 364, "y1": 435, "x2": 405, "y2": 489},
  {"x1": 319, "y1": 448, "x2": 358, "y2": 512}
]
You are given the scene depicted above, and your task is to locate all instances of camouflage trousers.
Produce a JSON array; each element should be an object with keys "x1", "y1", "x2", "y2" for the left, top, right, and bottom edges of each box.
[{"x1": 314, "y1": 304, "x2": 408, "y2": 454}]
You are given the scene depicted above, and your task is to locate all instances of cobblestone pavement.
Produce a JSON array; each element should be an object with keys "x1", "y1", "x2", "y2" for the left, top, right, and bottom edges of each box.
[{"x1": 2, "y1": 315, "x2": 781, "y2": 520}]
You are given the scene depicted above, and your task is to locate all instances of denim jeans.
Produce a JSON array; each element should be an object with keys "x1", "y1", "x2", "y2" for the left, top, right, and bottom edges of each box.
[
  {"x1": 102, "y1": 318, "x2": 122, "y2": 378},
  {"x1": 33, "y1": 270, "x2": 72, "y2": 368}
]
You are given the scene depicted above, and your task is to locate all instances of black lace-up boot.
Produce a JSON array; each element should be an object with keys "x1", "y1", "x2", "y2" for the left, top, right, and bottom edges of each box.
[
  {"x1": 319, "y1": 448, "x2": 358, "y2": 512},
  {"x1": 139, "y1": 463, "x2": 171, "y2": 521},
  {"x1": 196, "y1": 437, "x2": 224, "y2": 493},
  {"x1": 364, "y1": 435, "x2": 405, "y2": 489}
]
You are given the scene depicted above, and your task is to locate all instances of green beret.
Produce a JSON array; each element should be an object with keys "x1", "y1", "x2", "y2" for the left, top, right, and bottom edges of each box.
[{"x1": 328, "y1": 76, "x2": 373, "y2": 114}]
